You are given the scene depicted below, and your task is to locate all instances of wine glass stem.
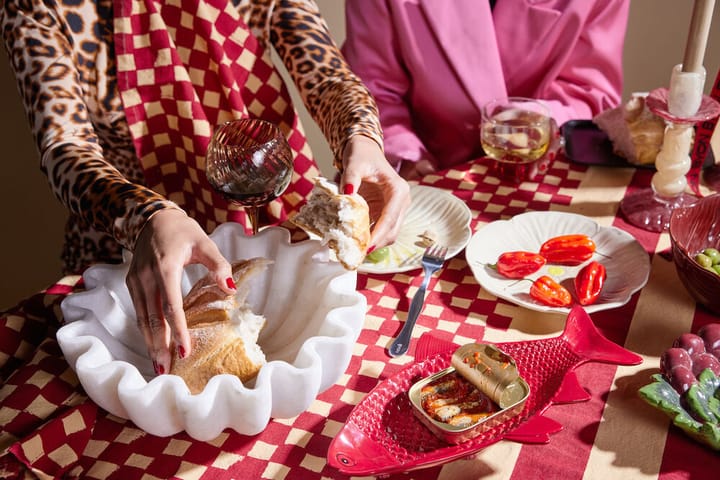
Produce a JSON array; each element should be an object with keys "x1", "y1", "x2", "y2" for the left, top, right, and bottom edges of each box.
[{"x1": 247, "y1": 206, "x2": 260, "y2": 235}]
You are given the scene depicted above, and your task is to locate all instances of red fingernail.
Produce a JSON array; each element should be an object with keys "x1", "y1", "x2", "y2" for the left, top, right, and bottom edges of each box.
[
  {"x1": 178, "y1": 345, "x2": 186, "y2": 359},
  {"x1": 367, "y1": 245, "x2": 376, "y2": 254},
  {"x1": 226, "y1": 277, "x2": 236, "y2": 290},
  {"x1": 153, "y1": 360, "x2": 165, "y2": 375},
  {"x1": 343, "y1": 184, "x2": 355, "y2": 195}
]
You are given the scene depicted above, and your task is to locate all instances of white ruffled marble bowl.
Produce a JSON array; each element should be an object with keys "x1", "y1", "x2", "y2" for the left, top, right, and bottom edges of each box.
[{"x1": 57, "y1": 224, "x2": 366, "y2": 441}]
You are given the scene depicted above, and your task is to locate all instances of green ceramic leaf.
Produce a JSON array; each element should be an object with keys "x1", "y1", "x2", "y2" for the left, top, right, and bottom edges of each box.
[
  {"x1": 638, "y1": 370, "x2": 720, "y2": 451},
  {"x1": 639, "y1": 374, "x2": 683, "y2": 414},
  {"x1": 686, "y1": 369, "x2": 720, "y2": 424}
]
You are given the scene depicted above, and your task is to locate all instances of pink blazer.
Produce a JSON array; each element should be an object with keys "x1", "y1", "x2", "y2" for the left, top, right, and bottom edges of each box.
[{"x1": 343, "y1": 0, "x2": 630, "y2": 170}]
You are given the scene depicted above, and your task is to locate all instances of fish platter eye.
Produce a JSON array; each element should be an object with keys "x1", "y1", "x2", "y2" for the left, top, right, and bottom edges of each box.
[{"x1": 408, "y1": 366, "x2": 530, "y2": 444}]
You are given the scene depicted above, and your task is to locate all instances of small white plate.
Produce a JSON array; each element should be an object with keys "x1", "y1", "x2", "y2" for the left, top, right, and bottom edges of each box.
[
  {"x1": 466, "y1": 211, "x2": 650, "y2": 313},
  {"x1": 360, "y1": 185, "x2": 473, "y2": 274}
]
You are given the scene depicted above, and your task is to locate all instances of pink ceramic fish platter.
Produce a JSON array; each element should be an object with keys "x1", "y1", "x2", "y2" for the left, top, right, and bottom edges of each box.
[{"x1": 327, "y1": 306, "x2": 642, "y2": 476}]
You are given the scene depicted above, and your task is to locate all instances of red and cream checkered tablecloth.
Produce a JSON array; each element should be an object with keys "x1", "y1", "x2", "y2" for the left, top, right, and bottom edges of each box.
[{"x1": 1, "y1": 155, "x2": 719, "y2": 480}]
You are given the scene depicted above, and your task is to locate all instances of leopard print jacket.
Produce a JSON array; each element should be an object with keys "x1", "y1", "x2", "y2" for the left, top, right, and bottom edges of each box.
[{"x1": 1, "y1": 0, "x2": 383, "y2": 274}]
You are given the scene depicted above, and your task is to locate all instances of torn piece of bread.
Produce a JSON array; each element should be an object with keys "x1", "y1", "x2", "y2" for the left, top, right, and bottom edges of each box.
[
  {"x1": 170, "y1": 258, "x2": 272, "y2": 394},
  {"x1": 592, "y1": 94, "x2": 666, "y2": 165},
  {"x1": 290, "y1": 177, "x2": 371, "y2": 270}
]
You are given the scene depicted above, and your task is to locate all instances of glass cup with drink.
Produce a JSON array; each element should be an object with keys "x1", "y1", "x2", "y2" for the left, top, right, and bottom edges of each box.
[
  {"x1": 480, "y1": 97, "x2": 552, "y2": 185},
  {"x1": 205, "y1": 118, "x2": 294, "y2": 234}
]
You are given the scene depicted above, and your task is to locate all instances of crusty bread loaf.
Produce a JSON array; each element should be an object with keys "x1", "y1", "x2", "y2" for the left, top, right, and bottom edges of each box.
[
  {"x1": 290, "y1": 177, "x2": 371, "y2": 270},
  {"x1": 170, "y1": 257, "x2": 272, "y2": 394},
  {"x1": 592, "y1": 95, "x2": 666, "y2": 165}
]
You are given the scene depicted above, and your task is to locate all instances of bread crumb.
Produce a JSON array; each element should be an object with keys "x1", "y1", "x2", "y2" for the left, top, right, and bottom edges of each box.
[{"x1": 418, "y1": 229, "x2": 438, "y2": 248}]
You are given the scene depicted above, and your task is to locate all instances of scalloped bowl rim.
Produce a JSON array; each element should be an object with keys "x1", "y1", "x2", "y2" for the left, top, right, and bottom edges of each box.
[
  {"x1": 669, "y1": 194, "x2": 720, "y2": 256},
  {"x1": 57, "y1": 225, "x2": 367, "y2": 440}
]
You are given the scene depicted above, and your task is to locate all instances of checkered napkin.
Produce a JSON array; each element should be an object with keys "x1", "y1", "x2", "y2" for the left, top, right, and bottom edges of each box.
[
  {"x1": 0, "y1": 279, "x2": 92, "y2": 479},
  {"x1": 114, "y1": 0, "x2": 319, "y2": 234}
]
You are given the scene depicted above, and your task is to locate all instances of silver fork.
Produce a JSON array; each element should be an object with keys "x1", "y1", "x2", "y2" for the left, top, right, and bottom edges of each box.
[{"x1": 388, "y1": 243, "x2": 448, "y2": 357}]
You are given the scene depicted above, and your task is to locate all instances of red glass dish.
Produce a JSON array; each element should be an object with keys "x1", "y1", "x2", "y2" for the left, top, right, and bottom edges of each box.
[{"x1": 669, "y1": 193, "x2": 720, "y2": 315}]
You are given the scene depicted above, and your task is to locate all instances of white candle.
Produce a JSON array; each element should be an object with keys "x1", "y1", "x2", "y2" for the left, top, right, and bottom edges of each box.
[{"x1": 682, "y1": 0, "x2": 716, "y2": 73}]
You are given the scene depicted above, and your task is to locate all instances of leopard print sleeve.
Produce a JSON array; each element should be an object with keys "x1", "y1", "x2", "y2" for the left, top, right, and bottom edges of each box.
[
  {"x1": 1, "y1": 0, "x2": 180, "y2": 254},
  {"x1": 251, "y1": 0, "x2": 384, "y2": 168}
]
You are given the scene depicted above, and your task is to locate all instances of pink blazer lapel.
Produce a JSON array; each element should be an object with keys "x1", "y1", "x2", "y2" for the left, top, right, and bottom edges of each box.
[{"x1": 419, "y1": 0, "x2": 507, "y2": 111}]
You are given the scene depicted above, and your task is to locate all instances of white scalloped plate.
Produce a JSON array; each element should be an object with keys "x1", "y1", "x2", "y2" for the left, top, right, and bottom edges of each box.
[
  {"x1": 466, "y1": 211, "x2": 650, "y2": 314},
  {"x1": 57, "y1": 225, "x2": 366, "y2": 441},
  {"x1": 359, "y1": 185, "x2": 472, "y2": 274}
]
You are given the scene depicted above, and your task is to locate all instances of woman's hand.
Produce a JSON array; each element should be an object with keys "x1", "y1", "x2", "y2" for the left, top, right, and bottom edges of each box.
[
  {"x1": 126, "y1": 208, "x2": 235, "y2": 375},
  {"x1": 340, "y1": 135, "x2": 412, "y2": 249},
  {"x1": 398, "y1": 157, "x2": 438, "y2": 181}
]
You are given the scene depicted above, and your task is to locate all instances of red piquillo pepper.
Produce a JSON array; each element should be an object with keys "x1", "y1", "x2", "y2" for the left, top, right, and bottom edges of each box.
[
  {"x1": 492, "y1": 251, "x2": 547, "y2": 279},
  {"x1": 530, "y1": 275, "x2": 572, "y2": 307},
  {"x1": 539, "y1": 234, "x2": 596, "y2": 266},
  {"x1": 574, "y1": 261, "x2": 607, "y2": 306}
]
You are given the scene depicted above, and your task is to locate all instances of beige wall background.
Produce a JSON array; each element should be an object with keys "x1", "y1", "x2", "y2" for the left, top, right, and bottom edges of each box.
[{"x1": 1, "y1": 0, "x2": 719, "y2": 310}]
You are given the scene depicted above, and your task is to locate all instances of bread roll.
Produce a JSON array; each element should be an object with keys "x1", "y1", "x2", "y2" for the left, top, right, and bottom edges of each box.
[
  {"x1": 593, "y1": 95, "x2": 666, "y2": 165},
  {"x1": 290, "y1": 177, "x2": 371, "y2": 270},
  {"x1": 170, "y1": 257, "x2": 272, "y2": 394}
]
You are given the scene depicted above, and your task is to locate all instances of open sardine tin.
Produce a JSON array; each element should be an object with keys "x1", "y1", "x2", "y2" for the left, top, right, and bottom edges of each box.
[{"x1": 408, "y1": 343, "x2": 530, "y2": 444}]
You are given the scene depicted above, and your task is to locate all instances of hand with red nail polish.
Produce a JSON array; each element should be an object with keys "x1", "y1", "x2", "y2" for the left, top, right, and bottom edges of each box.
[
  {"x1": 398, "y1": 157, "x2": 438, "y2": 181},
  {"x1": 340, "y1": 135, "x2": 412, "y2": 250},
  {"x1": 126, "y1": 209, "x2": 234, "y2": 376}
]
